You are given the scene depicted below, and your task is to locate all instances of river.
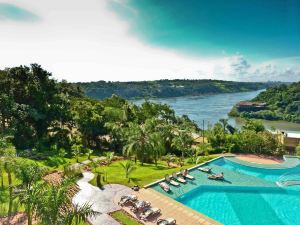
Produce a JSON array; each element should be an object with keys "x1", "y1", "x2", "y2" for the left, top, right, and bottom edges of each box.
[{"x1": 133, "y1": 90, "x2": 300, "y2": 133}]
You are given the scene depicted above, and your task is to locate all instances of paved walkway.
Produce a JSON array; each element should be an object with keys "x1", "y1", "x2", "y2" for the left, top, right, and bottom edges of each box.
[{"x1": 73, "y1": 172, "x2": 132, "y2": 225}]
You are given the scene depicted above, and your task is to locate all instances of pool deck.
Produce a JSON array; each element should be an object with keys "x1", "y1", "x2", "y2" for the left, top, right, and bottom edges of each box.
[{"x1": 114, "y1": 188, "x2": 221, "y2": 225}]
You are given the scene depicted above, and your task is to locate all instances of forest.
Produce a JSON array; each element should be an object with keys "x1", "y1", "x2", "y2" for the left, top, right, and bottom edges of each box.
[
  {"x1": 77, "y1": 79, "x2": 276, "y2": 99},
  {"x1": 229, "y1": 82, "x2": 300, "y2": 123}
]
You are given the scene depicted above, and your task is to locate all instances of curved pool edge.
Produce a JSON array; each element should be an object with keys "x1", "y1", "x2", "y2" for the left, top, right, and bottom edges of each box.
[{"x1": 225, "y1": 155, "x2": 300, "y2": 169}]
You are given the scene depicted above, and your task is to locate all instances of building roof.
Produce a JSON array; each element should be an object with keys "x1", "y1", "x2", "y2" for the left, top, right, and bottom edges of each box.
[{"x1": 237, "y1": 101, "x2": 267, "y2": 106}]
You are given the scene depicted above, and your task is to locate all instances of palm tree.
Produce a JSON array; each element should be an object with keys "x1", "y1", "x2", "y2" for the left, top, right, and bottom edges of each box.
[
  {"x1": 149, "y1": 132, "x2": 165, "y2": 165},
  {"x1": 162, "y1": 154, "x2": 176, "y2": 168},
  {"x1": 123, "y1": 124, "x2": 152, "y2": 165},
  {"x1": 120, "y1": 161, "x2": 136, "y2": 181},
  {"x1": 37, "y1": 178, "x2": 97, "y2": 225},
  {"x1": 3, "y1": 157, "x2": 15, "y2": 216},
  {"x1": 219, "y1": 118, "x2": 229, "y2": 132},
  {"x1": 19, "y1": 183, "x2": 43, "y2": 225},
  {"x1": 0, "y1": 160, "x2": 4, "y2": 188},
  {"x1": 123, "y1": 122, "x2": 165, "y2": 165},
  {"x1": 104, "y1": 152, "x2": 114, "y2": 165},
  {"x1": 65, "y1": 203, "x2": 99, "y2": 225},
  {"x1": 15, "y1": 161, "x2": 46, "y2": 225},
  {"x1": 86, "y1": 148, "x2": 93, "y2": 160},
  {"x1": 171, "y1": 129, "x2": 193, "y2": 159},
  {"x1": 72, "y1": 144, "x2": 82, "y2": 163}
]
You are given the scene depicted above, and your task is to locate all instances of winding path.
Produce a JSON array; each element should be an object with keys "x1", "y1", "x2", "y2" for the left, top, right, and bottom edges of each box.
[{"x1": 73, "y1": 172, "x2": 132, "y2": 225}]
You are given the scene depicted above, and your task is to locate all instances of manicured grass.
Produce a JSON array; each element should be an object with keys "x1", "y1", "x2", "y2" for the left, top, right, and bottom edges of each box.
[
  {"x1": 110, "y1": 210, "x2": 142, "y2": 225},
  {"x1": 90, "y1": 156, "x2": 217, "y2": 188}
]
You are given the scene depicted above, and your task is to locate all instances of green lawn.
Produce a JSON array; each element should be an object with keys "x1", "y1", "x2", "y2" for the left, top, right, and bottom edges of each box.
[
  {"x1": 90, "y1": 156, "x2": 216, "y2": 187},
  {"x1": 110, "y1": 210, "x2": 142, "y2": 225}
]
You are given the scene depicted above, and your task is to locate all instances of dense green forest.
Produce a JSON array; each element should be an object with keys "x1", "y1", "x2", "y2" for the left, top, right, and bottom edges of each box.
[
  {"x1": 229, "y1": 82, "x2": 300, "y2": 123},
  {"x1": 0, "y1": 64, "x2": 285, "y2": 158},
  {"x1": 77, "y1": 79, "x2": 275, "y2": 99}
]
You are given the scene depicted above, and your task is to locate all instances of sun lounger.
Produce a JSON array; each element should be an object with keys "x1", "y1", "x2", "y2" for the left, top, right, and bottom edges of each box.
[
  {"x1": 172, "y1": 172, "x2": 186, "y2": 183},
  {"x1": 140, "y1": 207, "x2": 161, "y2": 221},
  {"x1": 208, "y1": 172, "x2": 224, "y2": 180},
  {"x1": 130, "y1": 200, "x2": 151, "y2": 212},
  {"x1": 159, "y1": 182, "x2": 171, "y2": 192},
  {"x1": 180, "y1": 169, "x2": 194, "y2": 180},
  {"x1": 198, "y1": 167, "x2": 212, "y2": 173},
  {"x1": 157, "y1": 218, "x2": 176, "y2": 225},
  {"x1": 118, "y1": 194, "x2": 137, "y2": 206},
  {"x1": 165, "y1": 175, "x2": 180, "y2": 186}
]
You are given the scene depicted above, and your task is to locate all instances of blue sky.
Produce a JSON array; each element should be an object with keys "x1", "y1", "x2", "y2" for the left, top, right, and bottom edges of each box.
[
  {"x1": 0, "y1": 0, "x2": 299, "y2": 82},
  {"x1": 110, "y1": 0, "x2": 300, "y2": 61}
]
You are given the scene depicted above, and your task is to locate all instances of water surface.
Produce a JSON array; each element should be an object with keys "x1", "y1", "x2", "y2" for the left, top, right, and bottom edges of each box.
[{"x1": 133, "y1": 90, "x2": 300, "y2": 132}]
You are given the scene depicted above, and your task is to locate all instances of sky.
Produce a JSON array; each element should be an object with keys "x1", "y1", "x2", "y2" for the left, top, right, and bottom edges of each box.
[{"x1": 0, "y1": 0, "x2": 300, "y2": 82}]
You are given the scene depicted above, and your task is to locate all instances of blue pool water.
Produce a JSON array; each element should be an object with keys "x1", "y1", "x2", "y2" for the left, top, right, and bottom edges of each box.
[{"x1": 152, "y1": 157, "x2": 300, "y2": 225}]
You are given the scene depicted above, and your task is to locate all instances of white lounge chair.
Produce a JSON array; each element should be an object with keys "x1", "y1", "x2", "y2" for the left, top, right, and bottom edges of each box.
[
  {"x1": 208, "y1": 172, "x2": 224, "y2": 180},
  {"x1": 140, "y1": 207, "x2": 161, "y2": 221},
  {"x1": 165, "y1": 175, "x2": 180, "y2": 186},
  {"x1": 198, "y1": 167, "x2": 212, "y2": 173},
  {"x1": 159, "y1": 182, "x2": 171, "y2": 192},
  {"x1": 172, "y1": 172, "x2": 186, "y2": 183},
  {"x1": 180, "y1": 169, "x2": 194, "y2": 180},
  {"x1": 157, "y1": 218, "x2": 176, "y2": 225},
  {"x1": 130, "y1": 200, "x2": 151, "y2": 212},
  {"x1": 118, "y1": 194, "x2": 137, "y2": 206}
]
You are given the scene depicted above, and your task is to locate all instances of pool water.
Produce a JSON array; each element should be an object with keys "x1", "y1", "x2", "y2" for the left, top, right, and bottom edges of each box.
[
  {"x1": 152, "y1": 157, "x2": 300, "y2": 225},
  {"x1": 214, "y1": 157, "x2": 300, "y2": 182}
]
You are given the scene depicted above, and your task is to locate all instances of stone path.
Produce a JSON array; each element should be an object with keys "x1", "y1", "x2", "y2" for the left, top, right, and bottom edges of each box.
[{"x1": 73, "y1": 172, "x2": 132, "y2": 225}]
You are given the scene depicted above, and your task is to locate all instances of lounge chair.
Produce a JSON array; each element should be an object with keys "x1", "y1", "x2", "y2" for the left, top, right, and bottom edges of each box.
[
  {"x1": 172, "y1": 172, "x2": 186, "y2": 183},
  {"x1": 208, "y1": 172, "x2": 224, "y2": 180},
  {"x1": 165, "y1": 175, "x2": 180, "y2": 186},
  {"x1": 157, "y1": 218, "x2": 176, "y2": 225},
  {"x1": 180, "y1": 169, "x2": 194, "y2": 180},
  {"x1": 118, "y1": 194, "x2": 137, "y2": 206},
  {"x1": 130, "y1": 200, "x2": 151, "y2": 213},
  {"x1": 198, "y1": 167, "x2": 212, "y2": 173},
  {"x1": 140, "y1": 207, "x2": 161, "y2": 221},
  {"x1": 159, "y1": 182, "x2": 171, "y2": 192}
]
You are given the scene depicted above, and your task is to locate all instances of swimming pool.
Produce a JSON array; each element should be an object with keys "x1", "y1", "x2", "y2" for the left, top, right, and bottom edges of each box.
[{"x1": 151, "y1": 157, "x2": 300, "y2": 225}]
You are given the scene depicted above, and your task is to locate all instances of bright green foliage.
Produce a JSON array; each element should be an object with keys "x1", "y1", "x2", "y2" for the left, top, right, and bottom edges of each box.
[
  {"x1": 90, "y1": 158, "x2": 214, "y2": 187},
  {"x1": 207, "y1": 119, "x2": 283, "y2": 155},
  {"x1": 72, "y1": 144, "x2": 82, "y2": 163},
  {"x1": 296, "y1": 143, "x2": 300, "y2": 156},
  {"x1": 16, "y1": 161, "x2": 46, "y2": 225},
  {"x1": 120, "y1": 161, "x2": 136, "y2": 180},
  {"x1": 162, "y1": 154, "x2": 177, "y2": 167},
  {"x1": 110, "y1": 210, "x2": 141, "y2": 225},
  {"x1": 231, "y1": 82, "x2": 300, "y2": 123},
  {"x1": 78, "y1": 79, "x2": 271, "y2": 99},
  {"x1": 0, "y1": 64, "x2": 78, "y2": 150},
  {"x1": 36, "y1": 178, "x2": 96, "y2": 225},
  {"x1": 123, "y1": 121, "x2": 166, "y2": 165},
  {"x1": 104, "y1": 152, "x2": 114, "y2": 165}
]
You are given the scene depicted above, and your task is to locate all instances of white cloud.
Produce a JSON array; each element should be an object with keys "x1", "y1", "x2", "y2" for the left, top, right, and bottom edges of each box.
[{"x1": 0, "y1": 0, "x2": 299, "y2": 82}]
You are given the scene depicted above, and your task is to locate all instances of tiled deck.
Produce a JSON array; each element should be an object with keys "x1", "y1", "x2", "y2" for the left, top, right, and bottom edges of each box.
[{"x1": 115, "y1": 188, "x2": 221, "y2": 225}]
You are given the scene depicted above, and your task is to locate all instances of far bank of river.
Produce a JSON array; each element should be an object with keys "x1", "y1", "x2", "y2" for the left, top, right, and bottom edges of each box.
[{"x1": 133, "y1": 90, "x2": 300, "y2": 133}]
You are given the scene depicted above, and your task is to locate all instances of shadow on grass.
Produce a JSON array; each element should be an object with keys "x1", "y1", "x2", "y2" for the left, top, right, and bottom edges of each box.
[{"x1": 129, "y1": 177, "x2": 142, "y2": 185}]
